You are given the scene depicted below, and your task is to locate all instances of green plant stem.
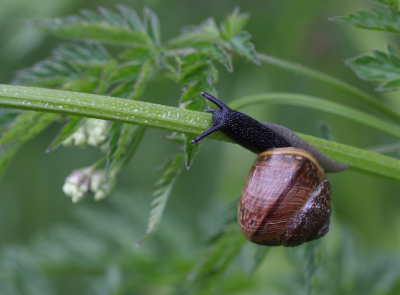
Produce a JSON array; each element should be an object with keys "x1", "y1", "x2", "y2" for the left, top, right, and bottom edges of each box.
[
  {"x1": 0, "y1": 84, "x2": 227, "y2": 142},
  {"x1": 1, "y1": 84, "x2": 400, "y2": 181},
  {"x1": 229, "y1": 93, "x2": 400, "y2": 140},
  {"x1": 257, "y1": 53, "x2": 400, "y2": 124}
]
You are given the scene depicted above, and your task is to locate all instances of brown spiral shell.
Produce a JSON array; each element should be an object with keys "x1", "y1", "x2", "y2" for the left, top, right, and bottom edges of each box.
[{"x1": 237, "y1": 147, "x2": 332, "y2": 247}]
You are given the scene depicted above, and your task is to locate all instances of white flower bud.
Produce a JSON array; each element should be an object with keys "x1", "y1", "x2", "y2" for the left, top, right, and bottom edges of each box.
[
  {"x1": 90, "y1": 170, "x2": 104, "y2": 192},
  {"x1": 62, "y1": 168, "x2": 91, "y2": 203},
  {"x1": 86, "y1": 119, "x2": 108, "y2": 146},
  {"x1": 62, "y1": 126, "x2": 87, "y2": 147}
]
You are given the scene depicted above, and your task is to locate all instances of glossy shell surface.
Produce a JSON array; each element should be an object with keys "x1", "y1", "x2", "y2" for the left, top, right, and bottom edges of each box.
[{"x1": 237, "y1": 147, "x2": 332, "y2": 246}]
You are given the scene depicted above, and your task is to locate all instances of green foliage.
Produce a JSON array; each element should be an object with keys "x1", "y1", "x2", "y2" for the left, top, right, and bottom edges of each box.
[
  {"x1": 346, "y1": 45, "x2": 400, "y2": 91},
  {"x1": 137, "y1": 153, "x2": 185, "y2": 245},
  {"x1": 2, "y1": 3, "x2": 400, "y2": 294},
  {"x1": 331, "y1": 7, "x2": 400, "y2": 33},
  {"x1": 283, "y1": 229, "x2": 400, "y2": 295},
  {"x1": 28, "y1": 6, "x2": 154, "y2": 47},
  {"x1": 333, "y1": 2, "x2": 400, "y2": 92},
  {"x1": 1, "y1": 193, "x2": 399, "y2": 295},
  {"x1": 372, "y1": 0, "x2": 399, "y2": 10}
]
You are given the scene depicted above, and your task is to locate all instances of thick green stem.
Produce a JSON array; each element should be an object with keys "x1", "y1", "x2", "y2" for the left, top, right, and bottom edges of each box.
[
  {"x1": 0, "y1": 84, "x2": 228, "y2": 142},
  {"x1": 1, "y1": 84, "x2": 400, "y2": 181}
]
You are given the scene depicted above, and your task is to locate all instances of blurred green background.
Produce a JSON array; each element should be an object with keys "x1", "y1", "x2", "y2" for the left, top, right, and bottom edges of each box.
[{"x1": 1, "y1": 0, "x2": 400, "y2": 294}]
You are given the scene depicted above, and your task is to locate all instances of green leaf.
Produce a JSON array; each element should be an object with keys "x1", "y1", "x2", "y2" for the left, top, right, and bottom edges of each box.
[
  {"x1": 177, "y1": 52, "x2": 217, "y2": 84},
  {"x1": 52, "y1": 41, "x2": 111, "y2": 67},
  {"x1": 137, "y1": 153, "x2": 185, "y2": 246},
  {"x1": 116, "y1": 4, "x2": 144, "y2": 31},
  {"x1": 346, "y1": 44, "x2": 400, "y2": 91},
  {"x1": 184, "y1": 134, "x2": 200, "y2": 169},
  {"x1": 182, "y1": 224, "x2": 247, "y2": 293},
  {"x1": 109, "y1": 62, "x2": 142, "y2": 84},
  {"x1": 120, "y1": 45, "x2": 153, "y2": 62},
  {"x1": 166, "y1": 18, "x2": 221, "y2": 48},
  {"x1": 129, "y1": 59, "x2": 153, "y2": 100},
  {"x1": 330, "y1": 7, "x2": 400, "y2": 33},
  {"x1": 220, "y1": 7, "x2": 250, "y2": 40},
  {"x1": 46, "y1": 116, "x2": 85, "y2": 152},
  {"x1": 29, "y1": 7, "x2": 153, "y2": 47},
  {"x1": 229, "y1": 31, "x2": 260, "y2": 65},
  {"x1": 12, "y1": 59, "x2": 82, "y2": 87},
  {"x1": 229, "y1": 93, "x2": 400, "y2": 140},
  {"x1": 372, "y1": 0, "x2": 399, "y2": 10},
  {"x1": 198, "y1": 42, "x2": 233, "y2": 72},
  {"x1": 105, "y1": 124, "x2": 145, "y2": 179},
  {"x1": 95, "y1": 59, "x2": 119, "y2": 95},
  {"x1": 105, "y1": 121, "x2": 123, "y2": 178},
  {"x1": 143, "y1": 7, "x2": 161, "y2": 46},
  {"x1": 0, "y1": 111, "x2": 57, "y2": 179},
  {"x1": 108, "y1": 81, "x2": 136, "y2": 98}
]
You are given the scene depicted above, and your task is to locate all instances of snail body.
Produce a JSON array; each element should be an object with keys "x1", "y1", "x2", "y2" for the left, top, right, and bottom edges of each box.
[{"x1": 191, "y1": 91, "x2": 347, "y2": 247}]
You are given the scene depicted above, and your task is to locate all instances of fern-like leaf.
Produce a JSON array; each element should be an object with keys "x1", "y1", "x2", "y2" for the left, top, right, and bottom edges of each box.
[
  {"x1": 137, "y1": 153, "x2": 185, "y2": 246},
  {"x1": 346, "y1": 44, "x2": 400, "y2": 91},
  {"x1": 331, "y1": 7, "x2": 400, "y2": 33},
  {"x1": 28, "y1": 6, "x2": 154, "y2": 47}
]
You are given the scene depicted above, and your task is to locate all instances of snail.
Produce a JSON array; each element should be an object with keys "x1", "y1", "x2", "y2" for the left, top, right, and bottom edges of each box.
[{"x1": 191, "y1": 91, "x2": 348, "y2": 247}]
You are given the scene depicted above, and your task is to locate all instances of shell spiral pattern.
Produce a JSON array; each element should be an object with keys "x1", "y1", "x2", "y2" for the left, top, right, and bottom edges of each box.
[{"x1": 237, "y1": 147, "x2": 332, "y2": 246}]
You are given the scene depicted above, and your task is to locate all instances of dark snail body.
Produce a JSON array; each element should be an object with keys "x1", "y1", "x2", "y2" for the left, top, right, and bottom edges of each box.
[{"x1": 192, "y1": 92, "x2": 346, "y2": 247}]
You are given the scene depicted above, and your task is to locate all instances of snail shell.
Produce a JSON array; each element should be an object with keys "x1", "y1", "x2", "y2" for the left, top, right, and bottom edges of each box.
[
  {"x1": 238, "y1": 147, "x2": 331, "y2": 246},
  {"x1": 191, "y1": 91, "x2": 345, "y2": 247}
]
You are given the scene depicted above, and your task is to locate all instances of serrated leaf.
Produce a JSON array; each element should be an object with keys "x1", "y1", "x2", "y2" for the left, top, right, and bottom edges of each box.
[
  {"x1": 372, "y1": 0, "x2": 399, "y2": 10},
  {"x1": 166, "y1": 18, "x2": 221, "y2": 48},
  {"x1": 46, "y1": 116, "x2": 86, "y2": 152},
  {"x1": 105, "y1": 124, "x2": 145, "y2": 179},
  {"x1": 116, "y1": 4, "x2": 144, "y2": 31},
  {"x1": 331, "y1": 7, "x2": 400, "y2": 33},
  {"x1": 143, "y1": 7, "x2": 161, "y2": 46},
  {"x1": 52, "y1": 41, "x2": 110, "y2": 67},
  {"x1": 197, "y1": 42, "x2": 233, "y2": 72},
  {"x1": 180, "y1": 81, "x2": 212, "y2": 110},
  {"x1": 184, "y1": 134, "x2": 200, "y2": 169},
  {"x1": 229, "y1": 31, "x2": 260, "y2": 65},
  {"x1": 129, "y1": 59, "x2": 153, "y2": 100},
  {"x1": 12, "y1": 58, "x2": 82, "y2": 87},
  {"x1": 109, "y1": 62, "x2": 142, "y2": 84},
  {"x1": 120, "y1": 46, "x2": 153, "y2": 62},
  {"x1": 177, "y1": 52, "x2": 214, "y2": 84},
  {"x1": 346, "y1": 44, "x2": 400, "y2": 91},
  {"x1": 29, "y1": 6, "x2": 154, "y2": 47},
  {"x1": 0, "y1": 112, "x2": 57, "y2": 179},
  {"x1": 137, "y1": 153, "x2": 185, "y2": 246},
  {"x1": 105, "y1": 121, "x2": 124, "y2": 178},
  {"x1": 220, "y1": 7, "x2": 250, "y2": 40},
  {"x1": 108, "y1": 82, "x2": 136, "y2": 98}
]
